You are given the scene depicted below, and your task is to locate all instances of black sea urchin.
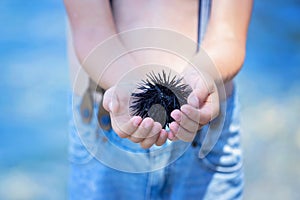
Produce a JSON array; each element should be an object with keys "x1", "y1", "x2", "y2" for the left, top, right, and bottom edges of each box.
[{"x1": 130, "y1": 70, "x2": 192, "y2": 128}]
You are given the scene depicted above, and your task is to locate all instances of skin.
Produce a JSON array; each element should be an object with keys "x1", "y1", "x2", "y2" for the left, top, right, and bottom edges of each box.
[{"x1": 65, "y1": 0, "x2": 253, "y2": 148}]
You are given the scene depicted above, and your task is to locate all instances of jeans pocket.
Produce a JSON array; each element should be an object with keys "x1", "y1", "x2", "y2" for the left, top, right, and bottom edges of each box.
[
  {"x1": 68, "y1": 120, "x2": 96, "y2": 164},
  {"x1": 197, "y1": 136, "x2": 243, "y2": 173},
  {"x1": 196, "y1": 111, "x2": 243, "y2": 173},
  {"x1": 197, "y1": 90, "x2": 243, "y2": 173}
]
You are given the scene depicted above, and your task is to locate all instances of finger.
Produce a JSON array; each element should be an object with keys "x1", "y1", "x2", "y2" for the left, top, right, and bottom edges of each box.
[
  {"x1": 111, "y1": 116, "x2": 142, "y2": 138},
  {"x1": 102, "y1": 87, "x2": 114, "y2": 112},
  {"x1": 169, "y1": 122, "x2": 195, "y2": 142},
  {"x1": 187, "y1": 89, "x2": 208, "y2": 108},
  {"x1": 179, "y1": 104, "x2": 206, "y2": 125},
  {"x1": 182, "y1": 103, "x2": 218, "y2": 125},
  {"x1": 171, "y1": 109, "x2": 199, "y2": 133},
  {"x1": 156, "y1": 129, "x2": 168, "y2": 146},
  {"x1": 192, "y1": 74, "x2": 215, "y2": 94},
  {"x1": 103, "y1": 87, "x2": 120, "y2": 113},
  {"x1": 208, "y1": 92, "x2": 220, "y2": 120},
  {"x1": 130, "y1": 117, "x2": 154, "y2": 143},
  {"x1": 198, "y1": 106, "x2": 218, "y2": 124},
  {"x1": 169, "y1": 134, "x2": 179, "y2": 142},
  {"x1": 168, "y1": 131, "x2": 180, "y2": 142},
  {"x1": 168, "y1": 131, "x2": 175, "y2": 141},
  {"x1": 180, "y1": 104, "x2": 201, "y2": 124},
  {"x1": 198, "y1": 95, "x2": 220, "y2": 124},
  {"x1": 140, "y1": 122, "x2": 161, "y2": 149}
]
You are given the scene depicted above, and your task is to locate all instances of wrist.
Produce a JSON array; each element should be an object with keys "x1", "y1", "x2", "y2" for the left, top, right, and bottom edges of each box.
[{"x1": 200, "y1": 37, "x2": 245, "y2": 83}]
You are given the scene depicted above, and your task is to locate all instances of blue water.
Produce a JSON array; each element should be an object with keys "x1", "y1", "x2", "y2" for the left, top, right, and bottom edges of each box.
[
  {"x1": 0, "y1": 0, "x2": 299, "y2": 199},
  {"x1": 242, "y1": 0, "x2": 300, "y2": 92}
]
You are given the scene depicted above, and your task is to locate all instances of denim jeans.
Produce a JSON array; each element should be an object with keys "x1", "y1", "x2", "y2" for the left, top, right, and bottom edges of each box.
[{"x1": 68, "y1": 87, "x2": 244, "y2": 200}]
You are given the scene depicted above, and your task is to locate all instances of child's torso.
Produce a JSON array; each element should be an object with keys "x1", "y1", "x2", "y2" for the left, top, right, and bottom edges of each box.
[
  {"x1": 112, "y1": 0, "x2": 199, "y2": 40},
  {"x1": 69, "y1": 0, "x2": 200, "y2": 95}
]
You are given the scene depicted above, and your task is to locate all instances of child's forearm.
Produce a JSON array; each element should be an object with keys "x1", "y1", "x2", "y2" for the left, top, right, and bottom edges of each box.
[
  {"x1": 64, "y1": 0, "x2": 137, "y2": 89},
  {"x1": 200, "y1": 36, "x2": 246, "y2": 83},
  {"x1": 64, "y1": 0, "x2": 117, "y2": 62},
  {"x1": 195, "y1": 0, "x2": 253, "y2": 83}
]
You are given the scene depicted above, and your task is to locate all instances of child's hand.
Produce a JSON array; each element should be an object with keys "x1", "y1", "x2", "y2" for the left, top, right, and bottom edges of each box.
[
  {"x1": 168, "y1": 69, "x2": 220, "y2": 142},
  {"x1": 103, "y1": 85, "x2": 168, "y2": 149}
]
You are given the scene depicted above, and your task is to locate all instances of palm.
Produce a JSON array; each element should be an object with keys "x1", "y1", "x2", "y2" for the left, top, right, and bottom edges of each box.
[{"x1": 103, "y1": 84, "x2": 168, "y2": 148}]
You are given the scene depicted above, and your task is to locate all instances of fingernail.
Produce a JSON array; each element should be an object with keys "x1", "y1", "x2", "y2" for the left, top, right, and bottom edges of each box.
[
  {"x1": 171, "y1": 111, "x2": 181, "y2": 122},
  {"x1": 133, "y1": 117, "x2": 141, "y2": 127},
  {"x1": 168, "y1": 132, "x2": 174, "y2": 140}
]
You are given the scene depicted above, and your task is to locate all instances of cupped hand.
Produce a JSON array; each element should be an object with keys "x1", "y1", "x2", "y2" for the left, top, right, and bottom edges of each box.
[
  {"x1": 102, "y1": 85, "x2": 168, "y2": 149},
  {"x1": 168, "y1": 68, "x2": 220, "y2": 142}
]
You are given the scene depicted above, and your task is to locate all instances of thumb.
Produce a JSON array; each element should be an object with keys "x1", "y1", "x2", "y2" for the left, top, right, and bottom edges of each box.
[{"x1": 103, "y1": 86, "x2": 119, "y2": 113}]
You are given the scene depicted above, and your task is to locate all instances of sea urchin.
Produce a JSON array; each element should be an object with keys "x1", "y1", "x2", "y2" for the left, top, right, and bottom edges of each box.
[{"x1": 130, "y1": 70, "x2": 192, "y2": 129}]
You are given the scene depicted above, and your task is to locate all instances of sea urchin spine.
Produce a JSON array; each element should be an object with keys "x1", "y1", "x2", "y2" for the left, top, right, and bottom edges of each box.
[{"x1": 130, "y1": 70, "x2": 192, "y2": 129}]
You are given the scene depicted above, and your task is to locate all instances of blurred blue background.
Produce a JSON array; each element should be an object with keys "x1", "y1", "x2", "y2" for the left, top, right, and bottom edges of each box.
[{"x1": 0, "y1": 0, "x2": 299, "y2": 199}]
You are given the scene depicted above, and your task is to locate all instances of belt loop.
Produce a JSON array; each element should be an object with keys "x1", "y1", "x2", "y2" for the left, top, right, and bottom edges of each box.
[
  {"x1": 79, "y1": 78, "x2": 112, "y2": 130},
  {"x1": 80, "y1": 79, "x2": 94, "y2": 124},
  {"x1": 97, "y1": 88, "x2": 112, "y2": 131},
  {"x1": 91, "y1": 79, "x2": 112, "y2": 131}
]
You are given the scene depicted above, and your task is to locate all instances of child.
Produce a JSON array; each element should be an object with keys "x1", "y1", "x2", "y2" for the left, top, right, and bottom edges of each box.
[{"x1": 65, "y1": 0, "x2": 252, "y2": 199}]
